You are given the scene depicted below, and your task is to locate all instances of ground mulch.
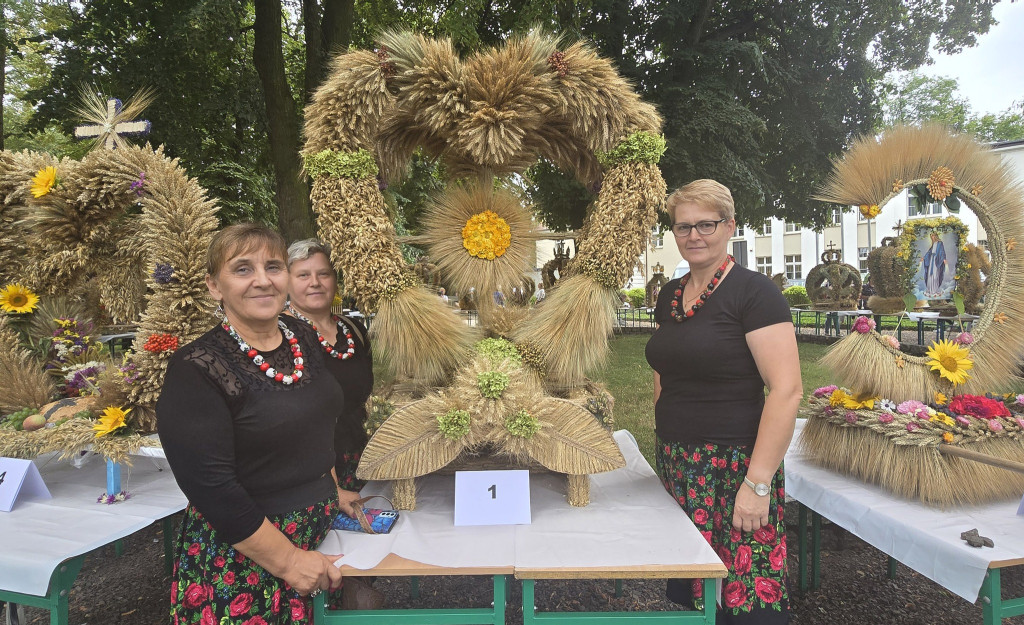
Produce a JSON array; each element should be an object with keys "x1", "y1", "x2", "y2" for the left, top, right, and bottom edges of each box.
[{"x1": 7, "y1": 502, "x2": 1022, "y2": 624}]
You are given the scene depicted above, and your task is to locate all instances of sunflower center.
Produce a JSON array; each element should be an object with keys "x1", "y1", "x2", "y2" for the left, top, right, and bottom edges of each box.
[
  {"x1": 940, "y1": 355, "x2": 959, "y2": 371},
  {"x1": 9, "y1": 294, "x2": 27, "y2": 307},
  {"x1": 462, "y1": 210, "x2": 511, "y2": 260}
]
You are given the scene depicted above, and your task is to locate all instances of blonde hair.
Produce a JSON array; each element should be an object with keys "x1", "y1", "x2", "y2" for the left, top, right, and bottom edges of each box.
[
  {"x1": 206, "y1": 223, "x2": 287, "y2": 276},
  {"x1": 666, "y1": 179, "x2": 735, "y2": 222},
  {"x1": 287, "y1": 238, "x2": 332, "y2": 267}
]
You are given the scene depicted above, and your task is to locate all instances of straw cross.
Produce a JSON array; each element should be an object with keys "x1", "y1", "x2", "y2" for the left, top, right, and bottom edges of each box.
[{"x1": 74, "y1": 98, "x2": 151, "y2": 149}]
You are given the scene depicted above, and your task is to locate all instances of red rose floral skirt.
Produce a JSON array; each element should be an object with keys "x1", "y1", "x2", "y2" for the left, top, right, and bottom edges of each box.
[
  {"x1": 656, "y1": 437, "x2": 789, "y2": 624},
  {"x1": 170, "y1": 496, "x2": 342, "y2": 625}
]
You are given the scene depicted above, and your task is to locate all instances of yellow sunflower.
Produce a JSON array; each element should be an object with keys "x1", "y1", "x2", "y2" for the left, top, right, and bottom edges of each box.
[
  {"x1": 926, "y1": 339, "x2": 973, "y2": 386},
  {"x1": 94, "y1": 405, "x2": 131, "y2": 437},
  {"x1": 30, "y1": 166, "x2": 58, "y2": 198},
  {"x1": 841, "y1": 391, "x2": 877, "y2": 410},
  {"x1": 0, "y1": 283, "x2": 40, "y2": 314}
]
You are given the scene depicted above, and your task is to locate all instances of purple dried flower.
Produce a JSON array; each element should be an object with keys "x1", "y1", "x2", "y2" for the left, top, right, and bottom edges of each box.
[
  {"x1": 152, "y1": 263, "x2": 176, "y2": 284},
  {"x1": 878, "y1": 413, "x2": 894, "y2": 424},
  {"x1": 906, "y1": 422, "x2": 920, "y2": 432},
  {"x1": 130, "y1": 172, "x2": 146, "y2": 196},
  {"x1": 844, "y1": 411, "x2": 858, "y2": 424}
]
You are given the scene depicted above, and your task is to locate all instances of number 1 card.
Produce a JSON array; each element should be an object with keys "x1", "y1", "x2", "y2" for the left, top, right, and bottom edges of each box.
[
  {"x1": 454, "y1": 470, "x2": 531, "y2": 526},
  {"x1": 0, "y1": 457, "x2": 52, "y2": 512}
]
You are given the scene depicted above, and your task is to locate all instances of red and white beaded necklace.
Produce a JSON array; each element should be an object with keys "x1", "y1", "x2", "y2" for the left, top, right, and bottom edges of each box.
[
  {"x1": 286, "y1": 303, "x2": 356, "y2": 360},
  {"x1": 669, "y1": 254, "x2": 733, "y2": 322},
  {"x1": 222, "y1": 317, "x2": 305, "y2": 384}
]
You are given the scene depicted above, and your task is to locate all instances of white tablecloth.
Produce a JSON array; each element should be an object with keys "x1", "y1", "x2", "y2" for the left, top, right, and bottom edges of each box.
[
  {"x1": 0, "y1": 453, "x2": 186, "y2": 596},
  {"x1": 788, "y1": 419, "x2": 1024, "y2": 601},
  {"x1": 318, "y1": 430, "x2": 723, "y2": 575}
]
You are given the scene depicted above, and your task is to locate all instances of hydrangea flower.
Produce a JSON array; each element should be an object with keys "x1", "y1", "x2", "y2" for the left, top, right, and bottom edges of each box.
[{"x1": 852, "y1": 316, "x2": 875, "y2": 334}]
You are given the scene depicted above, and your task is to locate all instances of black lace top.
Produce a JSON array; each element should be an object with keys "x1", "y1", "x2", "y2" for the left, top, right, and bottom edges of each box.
[
  {"x1": 323, "y1": 315, "x2": 373, "y2": 490},
  {"x1": 156, "y1": 316, "x2": 345, "y2": 544}
]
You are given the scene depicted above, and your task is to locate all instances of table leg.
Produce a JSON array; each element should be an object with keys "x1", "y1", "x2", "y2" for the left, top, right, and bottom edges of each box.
[
  {"x1": 980, "y1": 568, "x2": 1024, "y2": 625},
  {"x1": 811, "y1": 511, "x2": 821, "y2": 591},
  {"x1": 614, "y1": 579, "x2": 623, "y2": 598},
  {"x1": 0, "y1": 556, "x2": 85, "y2": 625},
  {"x1": 887, "y1": 556, "x2": 897, "y2": 579},
  {"x1": 410, "y1": 576, "x2": 420, "y2": 599},
  {"x1": 797, "y1": 504, "x2": 808, "y2": 593},
  {"x1": 162, "y1": 516, "x2": 176, "y2": 576}
]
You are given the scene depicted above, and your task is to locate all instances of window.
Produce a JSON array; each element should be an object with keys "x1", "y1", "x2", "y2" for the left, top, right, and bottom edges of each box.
[
  {"x1": 734, "y1": 225, "x2": 745, "y2": 237},
  {"x1": 756, "y1": 256, "x2": 772, "y2": 275},
  {"x1": 785, "y1": 254, "x2": 802, "y2": 280},
  {"x1": 650, "y1": 226, "x2": 664, "y2": 249},
  {"x1": 977, "y1": 239, "x2": 988, "y2": 249},
  {"x1": 858, "y1": 247, "x2": 871, "y2": 272},
  {"x1": 784, "y1": 222, "x2": 801, "y2": 233},
  {"x1": 907, "y1": 195, "x2": 943, "y2": 217},
  {"x1": 760, "y1": 221, "x2": 772, "y2": 235},
  {"x1": 830, "y1": 207, "x2": 843, "y2": 226}
]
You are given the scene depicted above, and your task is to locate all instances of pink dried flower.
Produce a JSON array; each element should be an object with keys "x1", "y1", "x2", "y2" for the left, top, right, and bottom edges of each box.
[
  {"x1": 1016, "y1": 417, "x2": 1024, "y2": 430},
  {"x1": 954, "y1": 331, "x2": 974, "y2": 345},
  {"x1": 814, "y1": 385, "x2": 838, "y2": 398},
  {"x1": 884, "y1": 335, "x2": 900, "y2": 349},
  {"x1": 1014, "y1": 394, "x2": 1024, "y2": 407},
  {"x1": 844, "y1": 411, "x2": 858, "y2": 424},
  {"x1": 852, "y1": 316, "x2": 876, "y2": 334},
  {"x1": 906, "y1": 422, "x2": 920, "y2": 432},
  {"x1": 878, "y1": 413, "x2": 894, "y2": 424},
  {"x1": 955, "y1": 416, "x2": 971, "y2": 427},
  {"x1": 897, "y1": 400, "x2": 928, "y2": 418},
  {"x1": 989, "y1": 420, "x2": 1004, "y2": 432}
]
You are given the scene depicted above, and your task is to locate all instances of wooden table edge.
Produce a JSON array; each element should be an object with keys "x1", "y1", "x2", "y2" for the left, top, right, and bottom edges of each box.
[{"x1": 514, "y1": 564, "x2": 728, "y2": 580}]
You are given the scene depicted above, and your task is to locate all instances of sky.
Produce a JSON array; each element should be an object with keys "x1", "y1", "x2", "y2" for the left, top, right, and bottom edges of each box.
[{"x1": 918, "y1": 1, "x2": 1024, "y2": 115}]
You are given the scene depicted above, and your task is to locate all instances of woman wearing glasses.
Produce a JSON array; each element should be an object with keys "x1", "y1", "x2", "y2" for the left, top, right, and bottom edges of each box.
[{"x1": 646, "y1": 180, "x2": 802, "y2": 624}]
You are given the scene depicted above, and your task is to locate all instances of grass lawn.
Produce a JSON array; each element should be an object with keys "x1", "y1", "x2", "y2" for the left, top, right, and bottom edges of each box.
[{"x1": 598, "y1": 334, "x2": 832, "y2": 466}]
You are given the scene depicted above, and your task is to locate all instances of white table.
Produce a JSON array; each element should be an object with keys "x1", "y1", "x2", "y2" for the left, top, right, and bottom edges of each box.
[
  {"x1": 0, "y1": 453, "x2": 186, "y2": 625},
  {"x1": 316, "y1": 431, "x2": 727, "y2": 624},
  {"x1": 787, "y1": 419, "x2": 1024, "y2": 623}
]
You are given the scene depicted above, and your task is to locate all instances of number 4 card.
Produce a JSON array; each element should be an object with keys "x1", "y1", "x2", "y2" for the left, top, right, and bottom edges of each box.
[
  {"x1": 0, "y1": 457, "x2": 52, "y2": 513},
  {"x1": 454, "y1": 469, "x2": 531, "y2": 526}
]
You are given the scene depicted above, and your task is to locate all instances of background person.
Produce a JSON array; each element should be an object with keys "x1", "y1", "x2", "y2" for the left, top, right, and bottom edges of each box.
[
  {"x1": 645, "y1": 180, "x2": 802, "y2": 623},
  {"x1": 157, "y1": 224, "x2": 344, "y2": 624},
  {"x1": 285, "y1": 239, "x2": 373, "y2": 511}
]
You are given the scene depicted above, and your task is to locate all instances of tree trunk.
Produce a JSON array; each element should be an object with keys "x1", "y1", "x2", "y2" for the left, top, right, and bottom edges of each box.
[
  {"x1": 305, "y1": 0, "x2": 353, "y2": 101},
  {"x1": 1, "y1": 0, "x2": 6, "y2": 151},
  {"x1": 254, "y1": 0, "x2": 314, "y2": 241},
  {"x1": 321, "y1": 0, "x2": 353, "y2": 56}
]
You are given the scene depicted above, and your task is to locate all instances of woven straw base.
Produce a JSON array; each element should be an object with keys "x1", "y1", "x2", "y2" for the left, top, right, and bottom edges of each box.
[{"x1": 799, "y1": 415, "x2": 1024, "y2": 507}]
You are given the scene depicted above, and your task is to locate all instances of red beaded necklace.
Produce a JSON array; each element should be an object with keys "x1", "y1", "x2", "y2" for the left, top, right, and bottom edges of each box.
[
  {"x1": 670, "y1": 255, "x2": 733, "y2": 322},
  {"x1": 286, "y1": 304, "x2": 356, "y2": 360},
  {"x1": 222, "y1": 318, "x2": 305, "y2": 384}
]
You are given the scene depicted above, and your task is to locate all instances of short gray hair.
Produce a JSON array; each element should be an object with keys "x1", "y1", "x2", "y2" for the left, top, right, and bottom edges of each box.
[{"x1": 287, "y1": 238, "x2": 331, "y2": 267}]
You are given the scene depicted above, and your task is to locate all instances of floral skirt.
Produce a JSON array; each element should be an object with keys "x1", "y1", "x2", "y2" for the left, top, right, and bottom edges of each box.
[
  {"x1": 655, "y1": 437, "x2": 789, "y2": 624},
  {"x1": 170, "y1": 496, "x2": 342, "y2": 625}
]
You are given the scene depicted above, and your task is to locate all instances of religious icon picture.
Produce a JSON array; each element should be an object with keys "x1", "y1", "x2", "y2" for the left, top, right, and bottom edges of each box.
[{"x1": 912, "y1": 228, "x2": 958, "y2": 301}]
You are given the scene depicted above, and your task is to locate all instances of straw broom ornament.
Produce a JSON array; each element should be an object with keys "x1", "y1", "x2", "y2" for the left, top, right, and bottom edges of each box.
[
  {"x1": 303, "y1": 30, "x2": 666, "y2": 507},
  {"x1": 802, "y1": 125, "x2": 1024, "y2": 506}
]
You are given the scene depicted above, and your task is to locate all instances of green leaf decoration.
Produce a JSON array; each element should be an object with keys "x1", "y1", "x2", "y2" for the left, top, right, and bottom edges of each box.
[
  {"x1": 945, "y1": 195, "x2": 961, "y2": 213},
  {"x1": 303, "y1": 149, "x2": 379, "y2": 179},
  {"x1": 596, "y1": 131, "x2": 667, "y2": 168},
  {"x1": 952, "y1": 291, "x2": 966, "y2": 316},
  {"x1": 903, "y1": 293, "x2": 917, "y2": 311}
]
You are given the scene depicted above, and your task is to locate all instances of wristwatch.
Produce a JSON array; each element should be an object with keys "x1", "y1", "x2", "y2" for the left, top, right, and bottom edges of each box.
[{"x1": 743, "y1": 476, "x2": 771, "y2": 497}]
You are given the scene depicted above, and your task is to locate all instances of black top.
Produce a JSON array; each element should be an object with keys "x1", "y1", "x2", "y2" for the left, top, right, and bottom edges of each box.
[
  {"x1": 323, "y1": 315, "x2": 373, "y2": 465},
  {"x1": 645, "y1": 265, "x2": 792, "y2": 446},
  {"x1": 156, "y1": 316, "x2": 345, "y2": 544}
]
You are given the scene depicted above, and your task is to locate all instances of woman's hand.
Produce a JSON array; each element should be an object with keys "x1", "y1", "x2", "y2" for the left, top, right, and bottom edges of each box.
[
  {"x1": 336, "y1": 488, "x2": 362, "y2": 518},
  {"x1": 731, "y1": 486, "x2": 770, "y2": 533},
  {"x1": 281, "y1": 549, "x2": 344, "y2": 596}
]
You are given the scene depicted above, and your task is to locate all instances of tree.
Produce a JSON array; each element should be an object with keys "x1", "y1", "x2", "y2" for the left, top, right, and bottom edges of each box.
[{"x1": 880, "y1": 70, "x2": 1024, "y2": 142}]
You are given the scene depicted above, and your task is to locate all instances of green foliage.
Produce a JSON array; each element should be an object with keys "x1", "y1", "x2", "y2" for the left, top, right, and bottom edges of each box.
[
  {"x1": 504, "y1": 409, "x2": 540, "y2": 439},
  {"x1": 437, "y1": 408, "x2": 471, "y2": 439},
  {"x1": 596, "y1": 132, "x2": 666, "y2": 168},
  {"x1": 365, "y1": 396, "x2": 394, "y2": 437},
  {"x1": 523, "y1": 158, "x2": 594, "y2": 231},
  {"x1": 386, "y1": 151, "x2": 446, "y2": 234},
  {"x1": 783, "y1": 286, "x2": 811, "y2": 307},
  {"x1": 477, "y1": 370, "x2": 510, "y2": 399},
  {"x1": 0, "y1": 407, "x2": 38, "y2": 431},
  {"x1": 623, "y1": 288, "x2": 645, "y2": 309},
  {"x1": 474, "y1": 338, "x2": 522, "y2": 365},
  {"x1": 304, "y1": 149, "x2": 379, "y2": 179}
]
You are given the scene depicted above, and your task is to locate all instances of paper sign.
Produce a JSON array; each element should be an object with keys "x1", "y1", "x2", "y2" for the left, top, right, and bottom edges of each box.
[
  {"x1": 1017, "y1": 493, "x2": 1024, "y2": 516},
  {"x1": 0, "y1": 457, "x2": 52, "y2": 512},
  {"x1": 454, "y1": 470, "x2": 531, "y2": 526}
]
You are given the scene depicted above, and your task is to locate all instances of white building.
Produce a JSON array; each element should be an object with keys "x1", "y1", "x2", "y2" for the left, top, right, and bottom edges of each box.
[{"x1": 532, "y1": 140, "x2": 1024, "y2": 289}]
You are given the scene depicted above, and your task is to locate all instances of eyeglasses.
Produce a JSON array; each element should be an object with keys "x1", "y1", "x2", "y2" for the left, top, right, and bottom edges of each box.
[{"x1": 671, "y1": 218, "x2": 729, "y2": 237}]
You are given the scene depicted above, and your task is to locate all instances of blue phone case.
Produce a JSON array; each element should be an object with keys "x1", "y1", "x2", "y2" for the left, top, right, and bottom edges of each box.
[{"x1": 332, "y1": 508, "x2": 399, "y2": 534}]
